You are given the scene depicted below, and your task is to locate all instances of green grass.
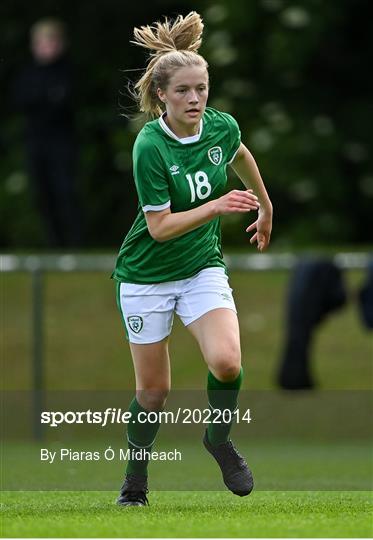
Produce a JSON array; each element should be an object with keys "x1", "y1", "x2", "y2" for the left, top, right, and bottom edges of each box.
[
  {"x1": 2, "y1": 270, "x2": 372, "y2": 390},
  {"x1": 2, "y1": 266, "x2": 372, "y2": 537},
  {"x1": 1, "y1": 438, "x2": 372, "y2": 537},
  {"x1": 2, "y1": 439, "x2": 372, "y2": 491},
  {"x1": 1, "y1": 490, "x2": 372, "y2": 538}
]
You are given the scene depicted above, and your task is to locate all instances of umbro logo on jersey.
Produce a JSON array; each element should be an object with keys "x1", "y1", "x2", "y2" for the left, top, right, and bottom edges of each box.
[
  {"x1": 127, "y1": 316, "x2": 143, "y2": 334},
  {"x1": 169, "y1": 165, "x2": 180, "y2": 175},
  {"x1": 208, "y1": 146, "x2": 223, "y2": 166}
]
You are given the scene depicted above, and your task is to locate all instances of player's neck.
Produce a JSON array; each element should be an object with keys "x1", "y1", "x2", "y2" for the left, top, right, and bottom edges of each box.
[{"x1": 164, "y1": 114, "x2": 200, "y2": 139}]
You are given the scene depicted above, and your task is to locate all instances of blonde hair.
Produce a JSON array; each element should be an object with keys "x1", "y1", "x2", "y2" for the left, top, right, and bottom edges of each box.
[{"x1": 132, "y1": 12, "x2": 208, "y2": 117}]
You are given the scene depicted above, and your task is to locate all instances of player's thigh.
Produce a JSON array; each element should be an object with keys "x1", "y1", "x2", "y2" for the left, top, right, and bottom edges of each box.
[
  {"x1": 116, "y1": 280, "x2": 175, "y2": 408},
  {"x1": 130, "y1": 338, "x2": 171, "y2": 390},
  {"x1": 130, "y1": 338, "x2": 171, "y2": 410},
  {"x1": 116, "y1": 281, "x2": 175, "y2": 344},
  {"x1": 187, "y1": 308, "x2": 241, "y2": 380}
]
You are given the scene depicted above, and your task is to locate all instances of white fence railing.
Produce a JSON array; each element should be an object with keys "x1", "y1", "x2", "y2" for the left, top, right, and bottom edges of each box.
[{"x1": 0, "y1": 251, "x2": 371, "y2": 273}]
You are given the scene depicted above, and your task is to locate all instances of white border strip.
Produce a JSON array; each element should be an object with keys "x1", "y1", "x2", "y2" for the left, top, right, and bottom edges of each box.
[
  {"x1": 142, "y1": 201, "x2": 171, "y2": 213},
  {"x1": 159, "y1": 113, "x2": 203, "y2": 144},
  {"x1": 127, "y1": 435, "x2": 156, "y2": 449},
  {"x1": 227, "y1": 144, "x2": 241, "y2": 164}
]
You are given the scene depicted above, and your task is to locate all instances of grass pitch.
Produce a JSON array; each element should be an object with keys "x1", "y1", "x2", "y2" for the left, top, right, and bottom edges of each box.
[
  {"x1": 1, "y1": 437, "x2": 372, "y2": 537},
  {"x1": 1, "y1": 490, "x2": 372, "y2": 538},
  {"x1": 2, "y1": 267, "x2": 372, "y2": 537},
  {"x1": 3, "y1": 270, "x2": 371, "y2": 391}
]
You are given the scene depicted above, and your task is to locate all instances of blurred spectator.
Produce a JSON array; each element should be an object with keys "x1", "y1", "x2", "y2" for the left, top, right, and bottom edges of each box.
[
  {"x1": 358, "y1": 259, "x2": 373, "y2": 330},
  {"x1": 13, "y1": 18, "x2": 82, "y2": 248},
  {"x1": 277, "y1": 259, "x2": 347, "y2": 390}
]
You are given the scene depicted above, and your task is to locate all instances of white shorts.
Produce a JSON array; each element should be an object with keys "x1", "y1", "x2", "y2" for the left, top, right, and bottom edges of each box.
[{"x1": 116, "y1": 267, "x2": 237, "y2": 344}]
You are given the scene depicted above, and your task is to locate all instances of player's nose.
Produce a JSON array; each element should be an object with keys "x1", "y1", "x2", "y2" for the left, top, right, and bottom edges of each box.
[{"x1": 188, "y1": 89, "x2": 199, "y2": 102}]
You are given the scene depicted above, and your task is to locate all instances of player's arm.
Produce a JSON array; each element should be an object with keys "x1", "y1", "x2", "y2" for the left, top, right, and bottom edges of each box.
[
  {"x1": 230, "y1": 143, "x2": 273, "y2": 251},
  {"x1": 145, "y1": 189, "x2": 260, "y2": 243}
]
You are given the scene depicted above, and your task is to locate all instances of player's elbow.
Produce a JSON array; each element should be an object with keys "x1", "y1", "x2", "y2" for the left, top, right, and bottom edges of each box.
[
  {"x1": 149, "y1": 231, "x2": 166, "y2": 243},
  {"x1": 145, "y1": 209, "x2": 172, "y2": 243},
  {"x1": 148, "y1": 226, "x2": 168, "y2": 243}
]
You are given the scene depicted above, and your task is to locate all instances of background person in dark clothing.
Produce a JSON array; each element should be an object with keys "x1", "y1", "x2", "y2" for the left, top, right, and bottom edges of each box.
[
  {"x1": 13, "y1": 18, "x2": 82, "y2": 248},
  {"x1": 277, "y1": 258, "x2": 347, "y2": 390}
]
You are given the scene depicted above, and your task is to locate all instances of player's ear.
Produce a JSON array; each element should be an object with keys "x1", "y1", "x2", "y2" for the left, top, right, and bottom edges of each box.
[{"x1": 157, "y1": 88, "x2": 167, "y2": 104}]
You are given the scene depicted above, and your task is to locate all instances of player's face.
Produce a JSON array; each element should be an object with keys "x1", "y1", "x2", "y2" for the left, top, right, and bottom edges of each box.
[{"x1": 158, "y1": 65, "x2": 209, "y2": 136}]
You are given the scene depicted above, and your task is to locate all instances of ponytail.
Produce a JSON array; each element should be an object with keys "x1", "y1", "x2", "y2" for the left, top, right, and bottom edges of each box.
[{"x1": 131, "y1": 12, "x2": 208, "y2": 116}]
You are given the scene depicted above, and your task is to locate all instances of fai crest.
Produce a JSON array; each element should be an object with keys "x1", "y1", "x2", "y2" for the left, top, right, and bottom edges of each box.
[
  {"x1": 127, "y1": 316, "x2": 143, "y2": 334},
  {"x1": 208, "y1": 146, "x2": 223, "y2": 166}
]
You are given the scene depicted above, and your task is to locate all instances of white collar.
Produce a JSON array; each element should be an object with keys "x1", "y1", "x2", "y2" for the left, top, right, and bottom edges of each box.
[{"x1": 159, "y1": 113, "x2": 203, "y2": 144}]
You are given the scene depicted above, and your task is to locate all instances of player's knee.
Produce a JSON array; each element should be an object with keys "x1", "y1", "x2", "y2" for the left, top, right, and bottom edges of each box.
[
  {"x1": 136, "y1": 388, "x2": 169, "y2": 411},
  {"x1": 209, "y1": 345, "x2": 241, "y2": 381},
  {"x1": 215, "y1": 362, "x2": 241, "y2": 382}
]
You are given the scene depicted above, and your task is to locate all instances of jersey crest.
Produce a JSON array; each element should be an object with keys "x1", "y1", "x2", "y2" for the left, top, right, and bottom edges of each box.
[
  {"x1": 208, "y1": 146, "x2": 223, "y2": 166},
  {"x1": 127, "y1": 316, "x2": 143, "y2": 333}
]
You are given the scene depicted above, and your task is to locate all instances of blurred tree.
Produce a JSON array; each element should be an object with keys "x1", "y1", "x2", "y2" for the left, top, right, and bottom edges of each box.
[
  {"x1": 1, "y1": 0, "x2": 372, "y2": 248},
  {"x1": 204, "y1": 0, "x2": 373, "y2": 247}
]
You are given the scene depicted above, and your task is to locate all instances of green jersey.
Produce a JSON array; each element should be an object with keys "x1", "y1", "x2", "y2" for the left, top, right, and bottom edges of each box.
[{"x1": 112, "y1": 107, "x2": 241, "y2": 284}]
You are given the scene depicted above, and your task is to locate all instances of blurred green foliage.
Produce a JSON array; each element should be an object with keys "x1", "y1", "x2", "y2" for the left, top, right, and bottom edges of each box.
[{"x1": 1, "y1": 0, "x2": 372, "y2": 248}]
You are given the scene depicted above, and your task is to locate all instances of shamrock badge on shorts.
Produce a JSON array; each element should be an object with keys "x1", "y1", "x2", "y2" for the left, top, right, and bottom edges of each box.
[{"x1": 127, "y1": 316, "x2": 143, "y2": 333}]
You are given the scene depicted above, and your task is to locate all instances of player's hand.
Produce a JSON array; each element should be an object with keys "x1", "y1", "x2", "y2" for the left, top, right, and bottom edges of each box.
[
  {"x1": 246, "y1": 209, "x2": 272, "y2": 252},
  {"x1": 215, "y1": 189, "x2": 260, "y2": 216}
]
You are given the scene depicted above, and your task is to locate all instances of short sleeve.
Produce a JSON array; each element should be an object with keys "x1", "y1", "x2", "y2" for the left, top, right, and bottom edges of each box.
[
  {"x1": 221, "y1": 112, "x2": 241, "y2": 164},
  {"x1": 133, "y1": 137, "x2": 170, "y2": 212}
]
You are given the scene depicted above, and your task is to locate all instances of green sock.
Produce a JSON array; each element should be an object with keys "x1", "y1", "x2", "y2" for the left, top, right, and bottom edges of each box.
[
  {"x1": 207, "y1": 367, "x2": 243, "y2": 446},
  {"x1": 126, "y1": 397, "x2": 160, "y2": 476}
]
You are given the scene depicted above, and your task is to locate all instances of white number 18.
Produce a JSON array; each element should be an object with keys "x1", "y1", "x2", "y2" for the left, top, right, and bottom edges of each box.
[{"x1": 185, "y1": 171, "x2": 212, "y2": 202}]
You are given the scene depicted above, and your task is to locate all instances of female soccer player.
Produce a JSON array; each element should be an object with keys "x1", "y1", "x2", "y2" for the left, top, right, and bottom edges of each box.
[{"x1": 112, "y1": 11, "x2": 273, "y2": 506}]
